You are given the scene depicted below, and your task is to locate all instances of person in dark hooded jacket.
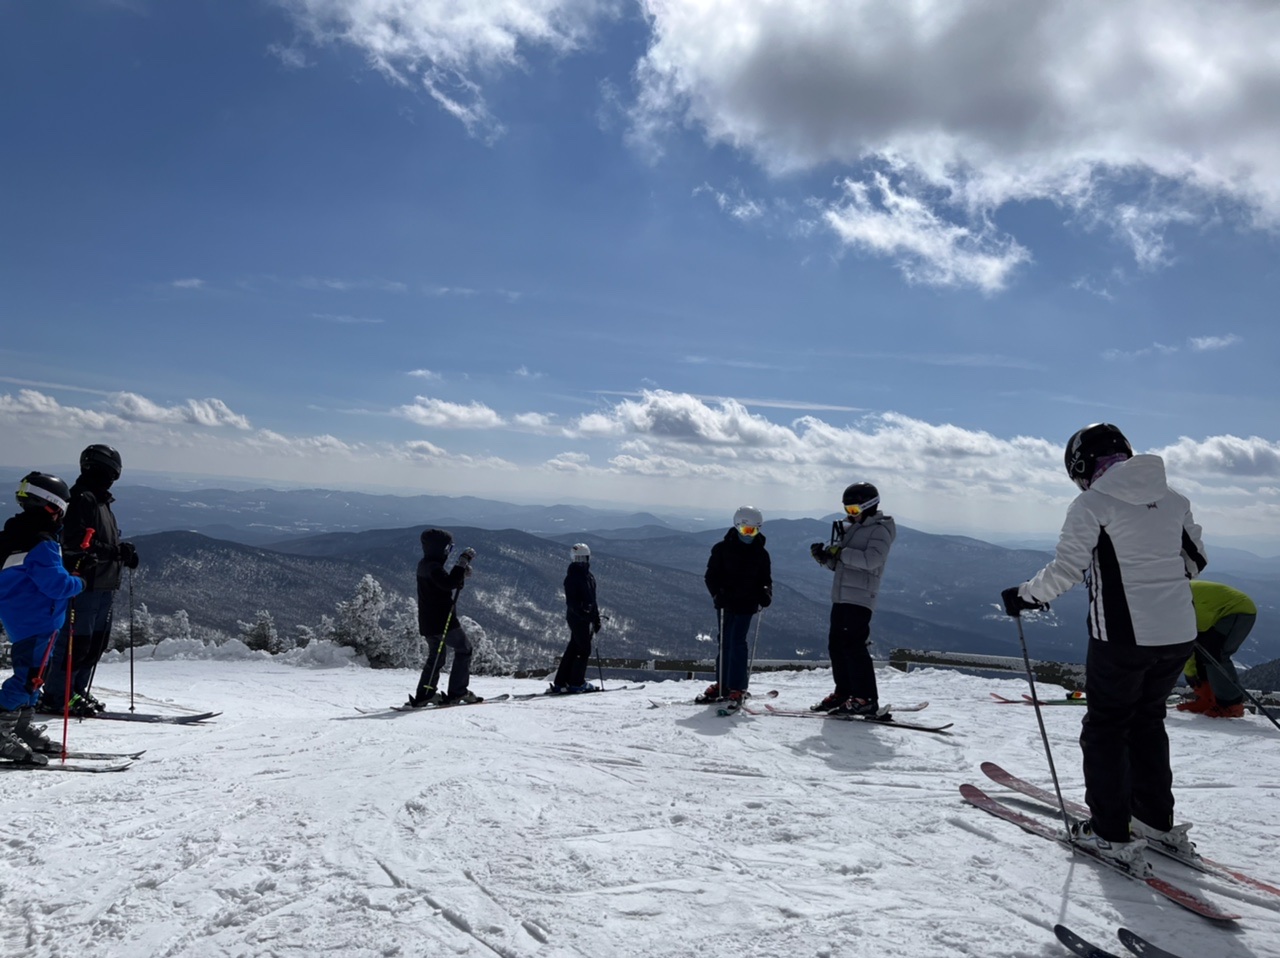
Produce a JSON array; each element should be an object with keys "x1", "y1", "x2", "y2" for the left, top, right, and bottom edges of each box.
[
  {"x1": 40, "y1": 444, "x2": 138, "y2": 717},
  {"x1": 407, "y1": 528, "x2": 480, "y2": 707},
  {"x1": 698, "y1": 506, "x2": 772, "y2": 709},
  {"x1": 549, "y1": 543, "x2": 603, "y2": 694}
]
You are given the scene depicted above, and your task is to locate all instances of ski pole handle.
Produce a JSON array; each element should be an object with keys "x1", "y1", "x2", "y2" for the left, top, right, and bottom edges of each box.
[{"x1": 80, "y1": 527, "x2": 96, "y2": 550}]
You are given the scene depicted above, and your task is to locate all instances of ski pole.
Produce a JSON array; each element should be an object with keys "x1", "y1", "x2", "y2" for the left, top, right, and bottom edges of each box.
[
  {"x1": 58, "y1": 527, "x2": 96, "y2": 757},
  {"x1": 594, "y1": 614, "x2": 607, "y2": 692},
  {"x1": 715, "y1": 607, "x2": 724, "y2": 695},
  {"x1": 1013, "y1": 615, "x2": 1075, "y2": 842},
  {"x1": 1194, "y1": 641, "x2": 1280, "y2": 732},
  {"x1": 424, "y1": 587, "x2": 463, "y2": 698},
  {"x1": 748, "y1": 609, "x2": 765, "y2": 679},
  {"x1": 128, "y1": 566, "x2": 136, "y2": 713}
]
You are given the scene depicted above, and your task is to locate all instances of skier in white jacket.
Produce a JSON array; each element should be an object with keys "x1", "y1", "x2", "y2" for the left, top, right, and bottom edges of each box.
[{"x1": 1002, "y1": 423, "x2": 1207, "y2": 877}]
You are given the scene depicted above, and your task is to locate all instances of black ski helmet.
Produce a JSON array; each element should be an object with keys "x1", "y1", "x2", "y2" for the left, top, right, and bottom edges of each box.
[
  {"x1": 1064, "y1": 423, "x2": 1133, "y2": 490},
  {"x1": 80, "y1": 444, "x2": 122, "y2": 481},
  {"x1": 842, "y1": 482, "x2": 880, "y2": 516},
  {"x1": 16, "y1": 471, "x2": 71, "y2": 516}
]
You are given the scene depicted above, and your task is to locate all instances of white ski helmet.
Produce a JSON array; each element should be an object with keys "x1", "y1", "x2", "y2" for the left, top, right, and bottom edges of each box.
[
  {"x1": 570, "y1": 543, "x2": 591, "y2": 563},
  {"x1": 733, "y1": 506, "x2": 763, "y2": 534}
]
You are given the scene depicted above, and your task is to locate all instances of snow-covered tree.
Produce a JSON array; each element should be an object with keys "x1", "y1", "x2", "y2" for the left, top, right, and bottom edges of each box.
[
  {"x1": 330, "y1": 575, "x2": 422, "y2": 668},
  {"x1": 238, "y1": 610, "x2": 280, "y2": 653}
]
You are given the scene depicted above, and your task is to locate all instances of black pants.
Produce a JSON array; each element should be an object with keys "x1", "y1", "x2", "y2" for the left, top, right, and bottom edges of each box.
[
  {"x1": 829, "y1": 603, "x2": 877, "y2": 701},
  {"x1": 43, "y1": 590, "x2": 115, "y2": 708},
  {"x1": 1081, "y1": 638, "x2": 1194, "y2": 841},
  {"x1": 415, "y1": 625, "x2": 473, "y2": 700},
  {"x1": 553, "y1": 618, "x2": 594, "y2": 688}
]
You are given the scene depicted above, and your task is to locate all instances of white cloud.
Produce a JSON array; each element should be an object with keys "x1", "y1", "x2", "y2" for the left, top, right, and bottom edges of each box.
[
  {"x1": 396, "y1": 396, "x2": 505, "y2": 428},
  {"x1": 111, "y1": 393, "x2": 253, "y2": 430},
  {"x1": 823, "y1": 174, "x2": 1031, "y2": 292},
  {"x1": 1102, "y1": 342, "x2": 1180, "y2": 362},
  {"x1": 513, "y1": 365, "x2": 543, "y2": 379},
  {"x1": 279, "y1": 0, "x2": 616, "y2": 140},
  {"x1": 406, "y1": 368, "x2": 442, "y2": 380},
  {"x1": 1189, "y1": 333, "x2": 1243, "y2": 352},
  {"x1": 693, "y1": 182, "x2": 765, "y2": 222},
  {"x1": 171, "y1": 278, "x2": 206, "y2": 289},
  {"x1": 1155, "y1": 434, "x2": 1280, "y2": 479},
  {"x1": 631, "y1": 0, "x2": 1280, "y2": 280}
]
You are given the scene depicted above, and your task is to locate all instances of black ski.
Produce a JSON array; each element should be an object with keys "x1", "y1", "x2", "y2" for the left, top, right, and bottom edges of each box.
[
  {"x1": 1054, "y1": 924, "x2": 1124, "y2": 958},
  {"x1": 1117, "y1": 927, "x2": 1186, "y2": 958},
  {"x1": 376, "y1": 694, "x2": 512, "y2": 713},
  {"x1": 37, "y1": 748, "x2": 147, "y2": 761},
  {"x1": 87, "y1": 710, "x2": 220, "y2": 725},
  {"x1": 514, "y1": 684, "x2": 647, "y2": 701},
  {"x1": 0, "y1": 759, "x2": 133, "y2": 773},
  {"x1": 757, "y1": 703, "x2": 952, "y2": 733}
]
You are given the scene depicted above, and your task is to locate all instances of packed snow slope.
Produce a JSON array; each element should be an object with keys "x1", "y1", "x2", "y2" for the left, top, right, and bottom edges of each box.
[{"x1": 2, "y1": 656, "x2": 1278, "y2": 958}]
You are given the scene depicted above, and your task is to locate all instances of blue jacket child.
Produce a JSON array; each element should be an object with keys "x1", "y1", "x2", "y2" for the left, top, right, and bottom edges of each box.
[{"x1": 0, "y1": 473, "x2": 84, "y2": 763}]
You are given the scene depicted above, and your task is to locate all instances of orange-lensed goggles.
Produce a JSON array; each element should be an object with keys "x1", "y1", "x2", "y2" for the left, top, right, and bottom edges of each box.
[
  {"x1": 844, "y1": 503, "x2": 865, "y2": 517},
  {"x1": 737, "y1": 524, "x2": 759, "y2": 537}
]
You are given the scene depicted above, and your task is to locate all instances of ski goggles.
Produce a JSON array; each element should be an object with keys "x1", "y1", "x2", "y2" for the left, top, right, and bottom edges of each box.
[
  {"x1": 844, "y1": 497, "x2": 879, "y2": 517},
  {"x1": 736, "y1": 524, "x2": 759, "y2": 537}
]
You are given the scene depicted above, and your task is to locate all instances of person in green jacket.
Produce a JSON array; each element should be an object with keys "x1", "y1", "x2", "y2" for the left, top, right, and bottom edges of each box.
[{"x1": 1177, "y1": 580, "x2": 1257, "y2": 718}]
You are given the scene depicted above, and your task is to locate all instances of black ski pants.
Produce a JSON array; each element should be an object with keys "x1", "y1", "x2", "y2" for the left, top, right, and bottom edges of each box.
[
  {"x1": 415, "y1": 625, "x2": 473, "y2": 700},
  {"x1": 1081, "y1": 637, "x2": 1194, "y2": 841},
  {"x1": 43, "y1": 589, "x2": 115, "y2": 708},
  {"x1": 553, "y1": 617, "x2": 594, "y2": 688},
  {"x1": 828, "y1": 603, "x2": 878, "y2": 701}
]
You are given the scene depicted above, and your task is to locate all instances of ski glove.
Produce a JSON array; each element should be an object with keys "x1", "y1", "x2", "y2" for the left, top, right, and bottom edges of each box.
[
  {"x1": 118, "y1": 542, "x2": 139, "y2": 569},
  {"x1": 1001, "y1": 586, "x2": 1046, "y2": 617},
  {"x1": 456, "y1": 547, "x2": 476, "y2": 568},
  {"x1": 809, "y1": 542, "x2": 827, "y2": 562}
]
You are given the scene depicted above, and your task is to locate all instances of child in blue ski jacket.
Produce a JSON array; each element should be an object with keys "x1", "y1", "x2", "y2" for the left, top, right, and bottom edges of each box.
[{"x1": 0, "y1": 472, "x2": 85, "y2": 763}]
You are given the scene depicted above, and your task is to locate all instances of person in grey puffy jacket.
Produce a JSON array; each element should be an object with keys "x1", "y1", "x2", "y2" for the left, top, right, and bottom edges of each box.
[
  {"x1": 1002, "y1": 423, "x2": 1207, "y2": 877},
  {"x1": 809, "y1": 482, "x2": 896, "y2": 716}
]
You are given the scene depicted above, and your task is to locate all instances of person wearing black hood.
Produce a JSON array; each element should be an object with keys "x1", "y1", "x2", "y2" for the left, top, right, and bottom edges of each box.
[
  {"x1": 0, "y1": 473, "x2": 85, "y2": 763},
  {"x1": 698, "y1": 506, "x2": 772, "y2": 711},
  {"x1": 40, "y1": 444, "x2": 139, "y2": 717},
  {"x1": 549, "y1": 543, "x2": 603, "y2": 694},
  {"x1": 406, "y1": 528, "x2": 481, "y2": 707}
]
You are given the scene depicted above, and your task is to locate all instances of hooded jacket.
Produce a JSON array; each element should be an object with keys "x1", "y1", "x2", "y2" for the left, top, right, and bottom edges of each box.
[
  {"x1": 564, "y1": 561, "x2": 601, "y2": 629},
  {"x1": 826, "y1": 514, "x2": 896, "y2": 611},
  {"x1": 0, "y1": 510, "x2": 85, "y2": 639},
  {"x1": 1020, "y1": 454, "x2": 1206, "y2": 647},
  {"x1": 60, "y1": 478, "x2": 123, "y2": 591},
  {"x1": 704, "y1": 529, "x2": 772, "y2": 615},
  {"x1": 416, "y1": 529, "x2": 467, "y2": 636}
]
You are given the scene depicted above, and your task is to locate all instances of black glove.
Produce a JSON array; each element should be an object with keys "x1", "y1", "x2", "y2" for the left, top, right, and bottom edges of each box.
[
  {"x1": 809, "y1": 542, "x2": 827, "y2": 562},
  {"x1": 118, "y1": 542, "x2": 139, "y2": 569},
  {"x1": 456, "y1": 547, "x2": 476, "y2": 567},
  {"x1": 759, "y1": 588, "x2": 772, "y2": 609},
  {"x1": 1001, "y1": 586, "x2": 1045, "y2": 617}
]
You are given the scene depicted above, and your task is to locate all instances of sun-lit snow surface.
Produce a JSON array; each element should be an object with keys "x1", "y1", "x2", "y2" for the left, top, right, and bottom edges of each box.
[{"x1": 2, "y1": 652, "x2": 1278, "y2": 958}]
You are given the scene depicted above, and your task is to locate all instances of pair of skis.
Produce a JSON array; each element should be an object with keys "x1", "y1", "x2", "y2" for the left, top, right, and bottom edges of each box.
[
  {"x1": 990, "y1": 691, "x2": 1085, "y2": 706},
  {"x1": 961, "y1": 762, "x2": 1280, "y2": 921},
  {"x1": 744, "y1": 700, "x2": 953, "y2": 734},
  {"x1": 50, "y1": 709, "x2": 222, "y2": 725},
  {"x1": 1056, "y1": 924, "x2": 1187, "y2": 958},
  {"x1": 360, "y1": 685, "x2": 648, "y2": 715}
]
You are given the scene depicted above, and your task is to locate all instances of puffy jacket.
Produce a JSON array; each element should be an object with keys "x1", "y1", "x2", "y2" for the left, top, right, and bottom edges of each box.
[
  {"x1": 416, "y1": 528, "x2": 467, "y2": 636},
  {"x1": 0, "y1": 511, "x2": 85, "y2": 639},
  {"x1": 824, "y1": 514, "x2": 896, "y2": 611},
  {"x1": 1020, "y1": 455, "x2": 1206, "y2": 647},
  {"x1": 564, "y1": 562, "x2": 601, "y2": 628},
  {"x1": 704, "y1": 530, "x2": 772, "y2": 614},
  {"x1": 60, "y1": 480, "x2": 123, "y2": 591}
]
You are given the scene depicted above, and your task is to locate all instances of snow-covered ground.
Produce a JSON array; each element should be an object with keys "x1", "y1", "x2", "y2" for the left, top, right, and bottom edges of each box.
[{"x1": 2, "y1": 656, "x2": 1278, "y2": 958}]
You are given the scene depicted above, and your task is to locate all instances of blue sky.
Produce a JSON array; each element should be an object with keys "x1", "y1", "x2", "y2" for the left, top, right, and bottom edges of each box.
[{"x1": 2, "y1": 0, "x2": 1279, "y2": 544}]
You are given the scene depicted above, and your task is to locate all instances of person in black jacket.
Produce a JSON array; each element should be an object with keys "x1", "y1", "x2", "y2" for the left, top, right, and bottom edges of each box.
[
  {"x1": 698, "y1": 506, "x2": 772, "y2": 709},
  {"x1": 406, "y1": 528, "x2": 480, "y2": 707},
  {"x1": 549, "y1": 543, "x2": 603, "y2": 694},
  {"x1": 40, "y1": 445, "x2": 139, "y2": 717}
]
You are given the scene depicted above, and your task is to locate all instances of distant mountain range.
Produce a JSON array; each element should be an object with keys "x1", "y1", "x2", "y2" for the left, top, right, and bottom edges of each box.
[{"x1": 107, "y1": 486, "x2": 1279, "y2": 671}]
